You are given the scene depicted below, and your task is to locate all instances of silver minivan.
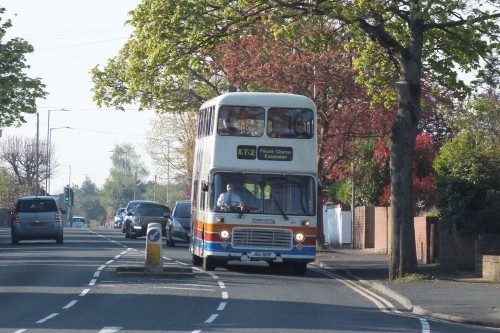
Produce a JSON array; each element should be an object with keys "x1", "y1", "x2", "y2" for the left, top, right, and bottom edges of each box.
[{"x1": 11, "y1": 196, "x2": 65, "y2": 245}]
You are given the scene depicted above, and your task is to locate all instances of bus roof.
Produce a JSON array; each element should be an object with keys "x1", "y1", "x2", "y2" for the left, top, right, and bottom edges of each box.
[{"x1": 200, "y1": 92, "x2": 316, "y2": 110}]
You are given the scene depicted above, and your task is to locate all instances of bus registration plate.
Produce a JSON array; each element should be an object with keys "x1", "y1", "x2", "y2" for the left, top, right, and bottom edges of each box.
[{"x1": 250, "y1": 252, "x2": 276, "y2": 258}]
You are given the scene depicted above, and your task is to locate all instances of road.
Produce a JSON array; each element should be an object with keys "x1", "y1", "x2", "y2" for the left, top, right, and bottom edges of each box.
[{"x1": 0, "y1": 227, "x2": 496, "y2": 333}]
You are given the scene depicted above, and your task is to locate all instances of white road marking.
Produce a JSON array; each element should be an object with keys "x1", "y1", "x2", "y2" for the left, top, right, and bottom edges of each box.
[
  {"x1": 312, "y1": 266, "x2": 431, "y2": 333},
  {"x1": 36, "y1": 313, "x2": 59, "y2": 323},
  {"x1": 79, "y1": 288, "x2": 90, "y2": 296},
  {"x1": 62, "y1": 300, "x2": 78, "y2": 309},
  {"x1": 204, "y1": 314, "x2": 219, "y2": 324},
  {"x1": 217, "y1": 302, "x2": 227, "y2": 311},
  {"x1": 99, "y1": 327, "x2": 123, "y2": 333}
]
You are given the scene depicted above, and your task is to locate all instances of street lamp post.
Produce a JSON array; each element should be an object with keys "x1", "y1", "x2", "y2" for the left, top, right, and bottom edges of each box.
[
  {"x1": 45, "y1": 108, "x2": 69, "y2": 192},
  {"x1": 48, "y1": 126, "x2": 72, "y2": 194}
]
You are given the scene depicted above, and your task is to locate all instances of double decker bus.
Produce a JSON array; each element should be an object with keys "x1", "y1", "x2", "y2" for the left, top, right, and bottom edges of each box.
[{"x1": 190, "y1": 92, "x2": 318, "y2": 274}]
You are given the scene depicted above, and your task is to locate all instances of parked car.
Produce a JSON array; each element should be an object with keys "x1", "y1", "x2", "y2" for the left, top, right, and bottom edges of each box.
[
  {"x1": 121, "y1": 200, "x2": 157, "y2": 233},
  {"x1": 10, "y1": 196, "x2": 65, "y2": 245},
  {"x1": 165, "y1": 200, "x2": 191, "y2": 247},
  {"x1": 72, "y1": 216, "x2": 88, "y2": 228},
  {"x1": 114, "y1": 208, "x2": 125, "y2": 228},
  {"x1": 123, "y1": 203, "x2": 171, "y2": 239}
]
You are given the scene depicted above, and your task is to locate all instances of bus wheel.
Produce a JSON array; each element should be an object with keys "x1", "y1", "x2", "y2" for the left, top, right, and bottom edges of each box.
[
  {"x1": 203, "y1": 256, "x2": 216, "y2": 271},
  {"x1": 292, "y1": 262, "x2": 307, "y2": 275},
  {"x1": 192, "y1": 254, "x2": 202, "y2": 266}
]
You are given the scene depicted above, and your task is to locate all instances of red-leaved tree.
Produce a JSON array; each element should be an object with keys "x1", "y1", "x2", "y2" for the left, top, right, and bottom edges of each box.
[
  {"x1": 374, "y1": 132, "x2": 437, "y2": 213},
  {"x1": 209, "y1": 28, "x2": 395, "y2": 189}
]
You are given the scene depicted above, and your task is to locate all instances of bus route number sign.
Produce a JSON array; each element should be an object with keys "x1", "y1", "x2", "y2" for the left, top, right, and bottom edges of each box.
[{"x1": 237, "y1": 145, "x2": 257, "y2": 160}]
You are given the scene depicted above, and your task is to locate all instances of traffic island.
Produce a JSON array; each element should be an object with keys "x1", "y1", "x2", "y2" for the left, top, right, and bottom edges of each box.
[
  {"x1": 116, "y1": 223, "x2": 194, "y2": 278},
  {"x1": 115, "y1": 265, "x2": 194, "y2": 278}
]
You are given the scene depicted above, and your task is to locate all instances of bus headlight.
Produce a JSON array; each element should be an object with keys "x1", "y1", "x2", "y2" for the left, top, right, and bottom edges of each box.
[
  {"x1": 220, "y1": 229, "x2": 231, "y2": 240},
  {"x1": 295, "y1": 232, "x2": 305, "y2": 243}
]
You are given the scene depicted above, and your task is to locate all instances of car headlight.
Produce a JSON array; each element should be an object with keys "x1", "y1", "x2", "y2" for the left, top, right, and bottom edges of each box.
[{"x1": 295, "y1": 232, "x2": 305, "y2": 243}]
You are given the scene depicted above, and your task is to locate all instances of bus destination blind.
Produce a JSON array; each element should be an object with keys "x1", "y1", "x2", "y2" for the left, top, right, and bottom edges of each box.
[{"x1": 237, "y1": 145, "x2": 293, "y2": 161}]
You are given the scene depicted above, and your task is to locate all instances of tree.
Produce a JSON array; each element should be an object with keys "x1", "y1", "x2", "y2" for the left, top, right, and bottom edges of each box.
[
  {"x1": 0, "y1": 7, "x2": 47, "y2": 135},
  {"x1": 373, "y1": 133, "x2": 438, "y2": 210},
  {"x1": 92, "y1": 1, "x2": 500, "y2": 279},
  {"x1": 73, "y1": 177, "x2": 106, "y2": 225},
  {"x1": 434, "y1": 91, "x2": 500, "y2": 236},
  {"x1": 0, "y1": 135, "x2": 51, "y2": 195},
  {"x1": 100, "y1": 144, "x2": 150, "y2": 212},
  {"x1": 0, "y1": 168, "x2": 21, "y2": 209},
  {"x1": 145, "y1": 112, "x2": 196, "y2": 187},
  {"x1": 434, "y1": 131, "x2": 500, "y2": 236},
  {"x1": 453, "y1": 90, "x2": 500, "y2": 145},
  {"x1": 209, "y1": 28, "x2": 396, "y2": 186}
]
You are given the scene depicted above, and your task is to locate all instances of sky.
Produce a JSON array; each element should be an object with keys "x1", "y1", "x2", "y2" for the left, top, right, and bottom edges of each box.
[{"x1": 2, "y1": 0, "x2": 157, "y2": 195}]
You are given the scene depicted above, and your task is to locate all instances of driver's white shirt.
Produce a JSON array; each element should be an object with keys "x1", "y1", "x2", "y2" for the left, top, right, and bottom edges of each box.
[{"x1": 217, "y1": 192, "x2": 242, "y2": 207}]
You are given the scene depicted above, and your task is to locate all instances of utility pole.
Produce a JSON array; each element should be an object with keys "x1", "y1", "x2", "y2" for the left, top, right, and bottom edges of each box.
[{"x1": 36, "y1": 113, "x2": 40, "y2": 196}]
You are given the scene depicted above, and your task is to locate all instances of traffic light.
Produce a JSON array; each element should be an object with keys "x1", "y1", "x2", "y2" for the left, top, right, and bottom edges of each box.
[{"x1": 64, "y1": 186, "x2": 70, "y2": 202}]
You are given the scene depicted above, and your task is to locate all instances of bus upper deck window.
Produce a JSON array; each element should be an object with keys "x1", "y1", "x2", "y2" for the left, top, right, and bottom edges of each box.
[
  {"x1": 268, "y1": 108, "x2": 313, "y2": 139},
  {"x1": 219, "y1": 117, "x2": 239, "y2": 135},
  {"x1": 218, "y1": 106, "x2": 265, "y2": 137}
]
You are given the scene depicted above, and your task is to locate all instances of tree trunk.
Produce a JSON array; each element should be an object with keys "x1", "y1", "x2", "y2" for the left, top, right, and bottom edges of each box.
[{"x1": 389, "y1": 80, "x2": 419, "y2": 280}]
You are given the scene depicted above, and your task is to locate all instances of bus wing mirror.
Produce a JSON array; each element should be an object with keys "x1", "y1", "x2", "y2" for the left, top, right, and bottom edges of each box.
[{"x1": 202, "y1": 181, "x2": 209, "y2": 192}]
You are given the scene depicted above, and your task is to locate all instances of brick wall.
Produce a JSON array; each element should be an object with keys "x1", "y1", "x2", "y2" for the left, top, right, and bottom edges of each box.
[
  {"x1": 353, "y1": 206, "x2": 375, "y2": 249},
  {"x1": 354, "y1": 207, "x2": 483, "y2": 271},
  {"x1": 413, "y1": 217, "x2": 439, "y2": 263},
  {"x1": 374, "y1": 207, "x2": 391, "y2": 254},
  {"x1": 475, "y1": 236, "x2": 500, "y2": 280},
  {"x1": 477, "y1": 255, "x2": 500, "y2": 280}
]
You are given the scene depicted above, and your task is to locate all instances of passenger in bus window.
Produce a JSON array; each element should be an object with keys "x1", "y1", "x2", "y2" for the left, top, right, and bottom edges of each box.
[
  {"x1": 269, "y1": 119, "x2": 294, "y2": 138},
  {"x1": 217, "y1": 183, "x2": 242, "y2": 209},
  {"x1": 219, "y1": 117, "x2": 238, "y2": 135},
  {"x1": 294, "y1": 123, "x2": 310, "y2": 139}
]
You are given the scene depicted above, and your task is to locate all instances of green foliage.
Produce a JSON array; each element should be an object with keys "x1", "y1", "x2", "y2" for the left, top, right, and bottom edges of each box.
[
  {"x1": 100, "y1": 144, "x2": 150, "y2": 211},
  {"x1": 328, "y1": 181, "x2": 351, "y2": 206},
  {"x1": 434, "y1": 131, "x2": 500, "y2": 236},
  {"x1": 144, "y1": 180, "x2": 190, "y2": 209},
  {"x1": 452, "y1": 91, "x2": 500, "y2": 145},
  {"x1": 0, "y1": 7, "x2": 47, "y2": 133},
  {"x1": 72, "y1": 177, "x2": 106, "y2": 222}
]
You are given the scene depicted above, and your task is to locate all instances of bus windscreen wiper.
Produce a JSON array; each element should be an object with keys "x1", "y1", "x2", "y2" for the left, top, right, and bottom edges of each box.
[{"x1": 271, "y1": 194, "x2": 288, "y2": 220}]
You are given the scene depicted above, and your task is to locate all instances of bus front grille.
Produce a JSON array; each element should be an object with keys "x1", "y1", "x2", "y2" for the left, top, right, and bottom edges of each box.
[{"x1": 232, "y1": 228, "x2": 293, "y2": 250}]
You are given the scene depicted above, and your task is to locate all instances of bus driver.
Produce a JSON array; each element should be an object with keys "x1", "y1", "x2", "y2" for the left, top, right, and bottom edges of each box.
[{"x1": 217, "y1": 183, "x2": 242, "y2": 209}]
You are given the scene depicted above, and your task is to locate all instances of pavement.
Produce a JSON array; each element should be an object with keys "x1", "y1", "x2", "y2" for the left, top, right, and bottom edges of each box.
[{"x1": 315, "y1": 248, "x2": 500, "y2": 329}]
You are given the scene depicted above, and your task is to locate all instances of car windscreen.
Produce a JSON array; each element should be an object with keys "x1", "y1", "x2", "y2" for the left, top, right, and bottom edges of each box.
[
  {"x1": 135, "y1": 205, "x2": 169, "y2": 216},
  {"x1": 17, "y1": 199, "x2": 57, "y2": 213},
  {"x1": 174, "y1": 203, "x2": 191, "y2": 218}
]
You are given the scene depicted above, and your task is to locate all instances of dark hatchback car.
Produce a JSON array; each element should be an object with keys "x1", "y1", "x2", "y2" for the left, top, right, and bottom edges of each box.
[
  {"x1": 121, "y1": 200, "x2": 157, "y2": 233},
  {"x1": 11, "y1": 196, "x2": 65, "y2": 245},
  {"x1": 166, "y1": 200, "x2": 191, "y2": 247},
  {"x1": 123, "y1": 203, "x2": 171, "y2": 239}
]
